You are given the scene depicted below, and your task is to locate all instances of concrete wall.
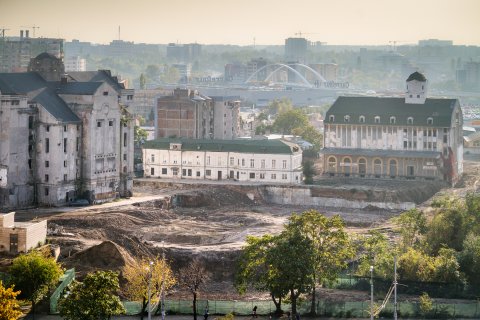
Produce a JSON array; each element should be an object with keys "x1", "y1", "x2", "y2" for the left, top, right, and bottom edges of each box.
[
  {"x1": 261, "y1": 186, "x2": 415, "y2": 210},
  {"x1": 25, "y1": 220, "x2": 47, "y2": 251}
]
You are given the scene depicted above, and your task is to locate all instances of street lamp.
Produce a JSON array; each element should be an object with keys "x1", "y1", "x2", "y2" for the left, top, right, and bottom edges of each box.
[
  {"x1": 148, "y1": 261, "x2": 153, "y2": 320},
  {"x1": 370, "y1": 265, "x2": 374, "y2": 320}
]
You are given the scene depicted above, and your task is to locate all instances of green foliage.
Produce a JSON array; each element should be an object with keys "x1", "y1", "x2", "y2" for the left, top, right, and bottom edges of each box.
[
  {"x1": 302, "y1": 160, "x2": 316, "y2": 184},
  {"x1": 134, "y1": 125, "x2": 148, "y2": 142},
  {"x1": 357, "y1": 231, "x2": 394, "y2": 279},
  {"x1": 0, "y1": 280, "x2": 22, "y2": 320},
  {"x1": 266, "y1": 98, "x2": 292, "y2": 115},
  {"x1": 419, "y1": 292, "x2": 433, "y2": 316},
  {"x1": 10, "y1": 251, "x2": 63, "y2": 314},
  {"x1": 292, "y1": 125, "x2": 323, "y2": 152},
  {"x1": 392, "y1": 209, "x2": 427, "y2": 251},
  {"x1": 273, "y1": 109, "x2": 309, "y2": 135},
  {"x1": 217, "y1": 313, "x2": 235, "y2": 320},
  {"x1": 458, "y1": 233, "x2": 480, "y2": 287},
  {"x1": 255, "y1": 123, "x2": 273, "y2": 135},
  {"x1": 58, "y1": 270, "x2": 125, "y2": 320},
  {"x1": 161, "y1": 66, "x2": 180, "y2": 84},
  {"x1": 139, "y1": 73, "x2": 146, "y2": 89},
  {"x1": 145, "y1": 64, "x2": 161, "y2": 80}
]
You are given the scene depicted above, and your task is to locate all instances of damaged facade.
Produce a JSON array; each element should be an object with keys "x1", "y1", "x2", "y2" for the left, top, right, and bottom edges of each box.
[
  {"x1": 143, "y1": 138, "x2": 303, "y2": 184},
  {"x1": 322, "y1": 72, "x2": 463, "y2": 184},
  {"x1": 0, "y1": 53, "x2": 134, "y2": 210}
]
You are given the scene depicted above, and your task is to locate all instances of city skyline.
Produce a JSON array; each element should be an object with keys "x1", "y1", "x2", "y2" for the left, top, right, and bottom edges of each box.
[{"x1": 1, "y1": 0, "x2": 480, "y2": 46}]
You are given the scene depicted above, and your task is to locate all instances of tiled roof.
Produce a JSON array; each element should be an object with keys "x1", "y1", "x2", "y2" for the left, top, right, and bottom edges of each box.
[
  {"x1": 0, "y1": 72, "x2": 81, "y2": 123},
  {"x1": 54, "y1": 81, "x2": 103, "y2": 95},
  {"x1": 325, "y1": 96, "x2": 458, "y2": 127},
  {"x1": 143, "y1": 138, "x2": 300, "y2": 155},
  {"x1": 67, "y1": 70, "x2": 125, "y2": 91}
]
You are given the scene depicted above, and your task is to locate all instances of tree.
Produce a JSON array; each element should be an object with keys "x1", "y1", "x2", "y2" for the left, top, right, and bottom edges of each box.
[
  {"x1": 302, "y1": 160, "x2": 316, "y2": 184},
  {"x1": 266, "y1": 98, "x2": 292, "y2": 115},
  {"x1": 139, "y1": 73, "x2": 147, "y2": 89},
  {"x1": 459, "y1": 233, "x2": 480, "y2": 287},
  {"x1": 273, "y1": 109, "x2": 308, "y2": 135},
  {"x1": 0, "y1": 281, "x2": 22, "y2": 320},
  {"x1": 285, "y1": 211, "x2": 355, "y2": 315},
  {"x1": 357, "y1": 230, "x2": 395, "y2": 280},
  {"x1": 292, "y1": 125, "x2": 323, "y2": 152},
  {"x1": 134, "y1": 126, "x2": 148, "y2": 144},
  {"x1": 235, "y1": 235, "x2": 286, "y2": 315},
  {"x1": 123, "y1": 256, "x2": 176, "y2": 319},
  {"x1": 177, "y1": 259, "x2": 211, "y2": 320},
  {"x1": 419, "y1": 292, "x2": 433, "y2": 318},
  {"x1": 145, "y1": 64, "x2": 161, "y2": 81},
  {"x1": 161, "y1": 66, "x2": 180, "y2": 84},
  {"x1": 392, "y1": 209, "x2": 427, "y2": 251},
  {"x1": 10, "y1": 251, "x2": 63, "y2": 319},
  {"x1": 267, "y1": 229, "x2": 315, "y2": 315},
  {"x1": 58, "y1": 270, "x2": 125, "y2": 320}
]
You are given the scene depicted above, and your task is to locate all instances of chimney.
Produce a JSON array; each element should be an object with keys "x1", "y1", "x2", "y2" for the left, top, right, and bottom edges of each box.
[
  {"x1": 25, "y1": 30, "x2": 29, "y2": 38},
  {"x1": 61, "y1": 75, "x2": 68, "y2": 85},
  {"x1": 20, "y1": 30, "x2": 24, "y2": 39}
]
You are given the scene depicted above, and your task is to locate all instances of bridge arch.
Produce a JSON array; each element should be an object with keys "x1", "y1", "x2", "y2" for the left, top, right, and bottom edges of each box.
[{"x1": 244, "y1": 63, "x2": 327, "y2": 87}]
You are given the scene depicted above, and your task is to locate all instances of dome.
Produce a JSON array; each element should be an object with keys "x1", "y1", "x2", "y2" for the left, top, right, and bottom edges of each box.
[{"x1": 406, "y1": 71, "x2": 427, "y2": 82}]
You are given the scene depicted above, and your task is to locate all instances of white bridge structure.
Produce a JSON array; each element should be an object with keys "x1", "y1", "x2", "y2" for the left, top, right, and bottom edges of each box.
[{"x1": 245, "y1": 63, "x2": 328, "y2": 88}]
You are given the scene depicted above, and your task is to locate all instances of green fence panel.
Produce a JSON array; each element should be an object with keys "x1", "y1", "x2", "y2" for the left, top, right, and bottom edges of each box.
[
  {"x1": 49, "y1": 268, "x2": 75, "y2": 314},
  {"x1": 123, "y1": 301, "x2": 143, "y2": 315}
]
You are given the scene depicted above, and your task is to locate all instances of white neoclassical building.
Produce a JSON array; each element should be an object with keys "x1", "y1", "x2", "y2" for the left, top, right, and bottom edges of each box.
[{"x1": 143, "y1": 138, "x2": 303, "y2": 184}]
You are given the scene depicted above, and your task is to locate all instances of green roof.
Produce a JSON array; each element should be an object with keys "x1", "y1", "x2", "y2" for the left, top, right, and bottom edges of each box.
[
  {"x1": 407, "y1": 71, "x2": 427, "y2": 82},
  {"x1": 326, "y1": 96, "x2": 459, "y2": 127},
  {"x1": 143, "y1": 138, "x2": 300, "y2": 154}
]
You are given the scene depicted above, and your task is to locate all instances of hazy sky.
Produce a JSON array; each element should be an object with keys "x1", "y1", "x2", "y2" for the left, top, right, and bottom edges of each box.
[{"x1": 1, "y1": 0, "x2": 479, "y2": 46}]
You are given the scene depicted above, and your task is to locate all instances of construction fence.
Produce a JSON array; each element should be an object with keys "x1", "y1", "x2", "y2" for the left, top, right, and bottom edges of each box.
[
  {"x1": 122, "y1": 299, "x2": 480, "y2": 319},
  {"x1": 50, "y1": 268, "x2": 75, "y2": 314}
]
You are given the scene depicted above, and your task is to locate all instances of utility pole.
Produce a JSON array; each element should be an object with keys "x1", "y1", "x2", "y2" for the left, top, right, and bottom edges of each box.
[
  {"x1": 370, "y1": 265, "x2": 374, "y2": 320},
  {"x1": 394, "y1": 256, "x2": 398, "y2": 320}
]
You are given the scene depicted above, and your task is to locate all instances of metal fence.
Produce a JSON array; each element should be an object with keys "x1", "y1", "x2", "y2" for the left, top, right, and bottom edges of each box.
[
  {"x1": 122, "y1": 299, "x2": 480, "y2": 318},
  {"x1": 49, "y1": 268, "x2": 75, "y2": 314}
]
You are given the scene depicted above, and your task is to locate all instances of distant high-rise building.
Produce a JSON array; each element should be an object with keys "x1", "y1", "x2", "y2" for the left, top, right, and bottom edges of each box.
[
  {"x1": 64, "y1": 56, "x2": 87, "y2": 72},
  {"x1": 0, "y1": 31, "x2": 63, "y2": 72},
  {"x1": 285, "y1": 37, "x2": 309, "y2": 63},
  {"x1": 246, "y1": 58, "x2": 268, "y2": 82},
  {"x1": 418, "y1": 39, "x2": 453, "y2": 47},
  {"x1": 225, "y1": 63, "x2": 247, "y2": 83},
  {"x1": 166, "y1": 43, "x2": 202, "y2": 62}
]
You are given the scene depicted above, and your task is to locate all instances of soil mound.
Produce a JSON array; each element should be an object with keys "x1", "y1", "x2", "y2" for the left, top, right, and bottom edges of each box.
[{"x1": 62, "y1": 240, "x2": 135, "y2": 276}]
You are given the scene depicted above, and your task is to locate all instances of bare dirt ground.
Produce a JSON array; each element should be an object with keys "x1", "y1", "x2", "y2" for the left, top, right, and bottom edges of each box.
[{"x1": 12, "y1": 159, "x2": 480, "y2": 302}]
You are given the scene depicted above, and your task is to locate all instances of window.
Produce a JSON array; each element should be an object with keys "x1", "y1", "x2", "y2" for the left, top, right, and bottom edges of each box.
[
  {"x1": 64, "y1": 138, "x2": 67, "y2": 153},
  {"x1": 271, "y1": 174, "x2": 276, "y2": 179},
  {"x1": 207, "y1": 156, "x2": 211, "y2": 165},
  {"x1": 407, "y1": 117, "x2": 413, "y2": 125},
  {"x1": 241, "y1": 159, "x2": 245, "y2": 166},
  {"x1": 230, "y1": 157, "x2": 234, "y2": 165},
  {"x1": 123, "y1": 133, "x2": 127, "y2": 147},
  {"x1": 374, "y1": 116, "x2": 380, "y2": 124},
  {"x1": 390, "y1": 116, "x2": 396, "y2": 124},
  {"x1": 282, "y1": 160, "x2": 287, "y2": 169},
  {"x1": 282, "y1": 174, "x2": 287, "y2": 180},
  {"x1": 76, "y1": 137, "x2": 80, "y2": 151},
  {"x1": 123, "y1": 154, "x2": 127, "y2": 160},
  {"x1": 206, "y1": 170, "x2": 211, "y2": 176},
  {"x1": 250, "y1": 159, "x2": 254, "y2": 168},
  {"x1": 63, "y1": 125, "x2": 67, "y2": 132},
  {"x1": 64, "y1": 161, "x2": 67, "y2": 167},
  {"x1": 151, "y1": 168, "x2": 155, "y2": 175},
  {"x1": 46, "y1": 125, "x2": 50, "y2": 132},
  {"x1": 64, "y1": 174, "x2": 67, "y2": 181},
  {"x1": 172, "y1": 168, "x2": 178, "y2": 176},
  {"x1": 151, "y1": 154, "x2": 155, "y2": 162},
  {"x1": 427, "y1": 117, "x2": 433, "y2": 125},
  {"x1": 127, "y1": 95, "x2": 133, "y2": 100},
  {"x1": 359, "y1": 115, "x2": 365, "y2": 123},
  {"x1": 261, "y1": 159, "x2": 265, "y2": 168},
  {"x1": 103, "y1": 91, "x2": 108, "y2": 96},
  {"x1": 272, "y1": 159, "x2": 276, "y2": 169},
  {"x1": 45, "y1": 161, "x2": 49, "y2": 168},
  {"x1": 45, "y1": 138, "x2": 49, "y2": 153},
  {"x1": 109, "y1": 120, "x2": 113, "y2": 126},
  {"x1": 162, "y1": 168, "x2": 167, "y2": 175},
  {"x1": 182, "y1": 169, "x2": 186, "y2": 176},
  {"x1": 45, "y1": 187, "x2": 49, "y2": 196},
  {"x1": 344, "y1": 115, "x2": 350, "y2": 122},
  {"x1": 417, "y1": 95, "x2": 420, "y2": 98},
  {"x1": 329, "y1": 115, "x2": 335, "y2": 122},
  {"x1": 249, "y1": 172, "x2": 255, "y2": 179},
  {"x1": 45, "y1": 174, "x2": 49, "y2": 182},
  {"x1": 196, "y1": 171, "x2": 200, "y2": 177},
  {"x1": 404, "y1": 141, "x2": 408, "y2": 149},
  {"x1": 260, "y1": 173, "x2": 265, "y2": 179}
]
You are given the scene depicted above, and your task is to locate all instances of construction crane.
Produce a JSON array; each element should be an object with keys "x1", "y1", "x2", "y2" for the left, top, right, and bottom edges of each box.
[
  {"x1": 294, "y1": 31, "x2": 320, "y2": 38},
  {"x1": 20, "y1": 25, "x2": 40, "y2": 37}
]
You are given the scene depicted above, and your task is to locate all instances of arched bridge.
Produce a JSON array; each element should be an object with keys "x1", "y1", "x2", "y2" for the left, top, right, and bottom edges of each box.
[{"x1": 245, "y1": 63, "x2": 327, "y2": 88}]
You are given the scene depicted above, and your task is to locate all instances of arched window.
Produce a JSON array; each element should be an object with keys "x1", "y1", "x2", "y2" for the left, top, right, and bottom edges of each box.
[
  {"x1": 407, "y1": 117, "x2": 414, "y2": 125},
  {"x1": 359, "y1": 115, "x2": 365, "y2": 123},
  {"x1": 344, "y1": 115, "x2": 350, "y2": 122},
  {"x1": 427, "y1": 117, "x2": 433, "y2": 125},
  {"x1": 374, "y1": 158, "x2": 382, "y2": 178},
  {"x1": 390, "y1": 116, "x2": 396, "y2": 124},
  {"x1": 358, "y1": 158, "x2": 367, "y2": 177},
  {"x1": 329, "y1": 115, "x2": 335, "y2": 122},
  {"x1": 374, "y1": 116, "x2": 380, "y2": 124},
  {"x1": 389, "y1": 159, "x2": 397, "y2": 178},
  {"x1": 327, "y1": 156, "x2": 337, "y2": 176},
  {"x1": 342, "y1": 157, "x2": 351, "y2": 176}
]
